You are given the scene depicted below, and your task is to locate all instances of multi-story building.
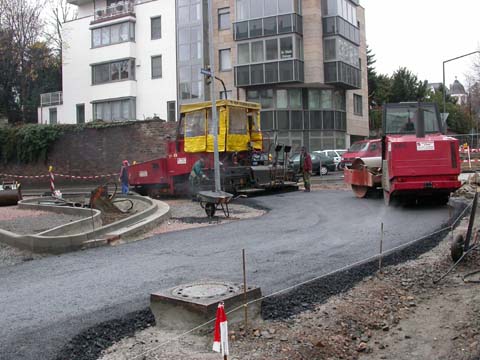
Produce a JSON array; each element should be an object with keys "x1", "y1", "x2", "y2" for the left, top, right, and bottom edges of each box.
[
  {"x1": 40, "y1": 0, "x2": 368, "y2": 150},
  {"x1": 200, "y1": 0, "x2": 368, "y2": 150},
  {"x1": 39, "y1": 0, "x2": 177, "y2": 124}
]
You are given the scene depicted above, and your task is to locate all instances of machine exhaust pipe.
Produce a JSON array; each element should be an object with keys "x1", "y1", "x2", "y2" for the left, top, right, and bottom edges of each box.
[{"x1": 416, "y1": 104, "x2": 425, "y2": 138}]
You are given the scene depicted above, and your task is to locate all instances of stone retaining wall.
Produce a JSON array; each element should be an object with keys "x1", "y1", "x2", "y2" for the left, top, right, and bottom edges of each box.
[{"x1": 2, "y1": 120, "x2": 177, "y2": 185}]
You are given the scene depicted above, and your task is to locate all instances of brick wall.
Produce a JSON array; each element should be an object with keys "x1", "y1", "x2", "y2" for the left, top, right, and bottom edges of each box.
[{"x1": 1, "y1": 120, "x2": 177, "y2": 185}]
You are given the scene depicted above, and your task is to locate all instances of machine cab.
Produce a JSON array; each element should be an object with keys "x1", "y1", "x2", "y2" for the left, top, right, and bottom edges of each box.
[
  {"x1": 383, "y1": 102, "x2": 443, "y2": 137},
  {"x1": 178, "y1": 100, "x2": 263, "y2": 153}
]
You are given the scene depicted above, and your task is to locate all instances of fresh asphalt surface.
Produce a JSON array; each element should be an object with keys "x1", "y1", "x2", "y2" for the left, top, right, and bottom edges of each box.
[{"x1": 0, "y1": 190, "x2": 453, "y2": 359}]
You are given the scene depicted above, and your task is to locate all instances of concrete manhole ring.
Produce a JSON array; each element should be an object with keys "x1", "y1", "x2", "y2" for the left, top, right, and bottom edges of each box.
[{"x1": 171, "y1": 281, "x2": 241, "y2": 300}]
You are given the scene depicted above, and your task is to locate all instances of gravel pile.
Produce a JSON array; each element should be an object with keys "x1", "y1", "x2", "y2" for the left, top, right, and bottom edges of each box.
[{"x1": 0, "y1": 206, "x2": 86, "y2": 235}]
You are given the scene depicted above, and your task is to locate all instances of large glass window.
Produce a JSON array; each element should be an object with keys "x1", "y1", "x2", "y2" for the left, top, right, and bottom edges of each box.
[
  {"x1": 249, "y1": 19, "x2": 263, "y2": 37},
  {"x1": 236, "y1": 0, "x2": 249, "y2": 20},
  {"x1": 277, "y1": 111, "x2": 289, "y2": 129},
  {"x1": 308, "y1": 89, "x2": 320, "y2": 109},
  {"x1": 320, "y1": 90, "x2": 333, "y2": 109},
  {"x1": 264, "y1": 62, "x2": 278, "y2": 83},
  {"x1": 151, "y1": 16, "x2": 161, "y2": 39},
  {"x1": 265, "y1": 38, "x2": 278, "y2": 60},
  {"x1": 260, "y1": 89, "x2": 274, "y2": 108},
  {"x1": 324, "y1": 38, "x2": 336, "y2": 61},
  {"x1": 263, "y1": 16, "x2": 277, "y2": 35},
  {"x1": 237, "y1": 43, "x2": 250, "y2": 64},
  {"x1": 218, "y1": 7, "x2": 230, "y2": 30},
  {"x1": 236, "y1": 65, "x2": 250, "y2": 86},
  {"x1": 288, "y1": 89, "x2": 302, "y2": 109},
  {"x1": 250, "y1": 0, "x2": 263, "y2": 18},
  {"x1": 278, "y1": 0, "x2": 293, "y2": 13},
  {"x1": 93, "y1": 98, "x2": 135, "y2": 122},
  {"x1": 92, "y1": 22, "x2": 134, "y2": 48},
  {"x1": 280, "y1": 36, "x2": 293, "y2": 58},
  {"x1": 235, "y1": 21, "x2": 249, "y2": 40},
  {"x1": 219, "y1": 48, "x2": 232, "y2": 71},
  {"x1": 92, "y1": 59, "x2": 135, "y2": 85},
  {"x1": 261, "y1": 111, "x2": 274, "y2": 130},
  {"x1": 264, "y1": 0, "x2": 277, "y2": 16},
  {"x1": 278, "y1": 14, "x2": 292, "y2": 33},
  {"x1": 251, "y1": 40, "x2": 264, "y2": 62},
  {"x1": 276, "y1": 89, "x2": 288, "y2": 108},
  {"x1": 251, "y1": 64, "x2": 264, "y2": 84}
]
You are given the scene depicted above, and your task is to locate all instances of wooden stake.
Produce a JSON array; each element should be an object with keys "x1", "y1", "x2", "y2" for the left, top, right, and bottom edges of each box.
[
  {"x1": 242, "y1": 249, "x2": 248, "y2": 329},
  {"x1": 379, "y1": 222, "x2": 384, "y2": 273}
]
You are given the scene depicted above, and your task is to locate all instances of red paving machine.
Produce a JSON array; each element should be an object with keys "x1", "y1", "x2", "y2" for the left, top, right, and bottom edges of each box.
[
  {"x1": 344, "y1": 102, "x2": 461, "y2": 205},
  {"x1": 129, "y1": 100, "x2": 297, "y2": 197}
]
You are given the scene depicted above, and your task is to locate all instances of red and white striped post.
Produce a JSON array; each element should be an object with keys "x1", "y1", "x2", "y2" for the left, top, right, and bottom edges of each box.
[{"x1": 49, "y1": 166, "x2": 55, "y2": 194}]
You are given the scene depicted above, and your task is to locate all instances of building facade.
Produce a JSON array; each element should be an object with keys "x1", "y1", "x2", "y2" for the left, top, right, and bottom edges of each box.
[
  {"x1": 40, "y1": 0, "x2": 368, "y2": 151},
  {"x1": 202, "y1": 0, "x2": 369, "y2": 150},
  {"x1": 39, "y1": 0, "x2": 177, "y2": 124}
]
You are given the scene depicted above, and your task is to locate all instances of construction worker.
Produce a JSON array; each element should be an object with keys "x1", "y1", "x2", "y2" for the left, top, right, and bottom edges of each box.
[
  {"x1": 300, "y1": 146, "x2": 312, "y2": 192},
  {"x1": 119, "y1": 160, "x2": 130, "y2": 194},
  {"x1": 189, "y1": 156, "x2": 208, "y2": 199}
]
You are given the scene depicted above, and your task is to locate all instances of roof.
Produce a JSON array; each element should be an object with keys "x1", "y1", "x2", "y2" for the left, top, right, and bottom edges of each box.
[{"x1": 450, "y1": 79, "x2": 467, "y2": 95}]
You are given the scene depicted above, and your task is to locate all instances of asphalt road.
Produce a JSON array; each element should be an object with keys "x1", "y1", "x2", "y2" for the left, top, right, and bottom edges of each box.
[{"x1": 0, "y1": 190, "x2": 453, "y2": 359}]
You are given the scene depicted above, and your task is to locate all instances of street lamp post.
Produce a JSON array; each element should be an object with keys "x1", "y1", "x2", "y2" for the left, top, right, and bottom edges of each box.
[{"x1": 442, "y1": 51, "x2": 480, "y2": 117}]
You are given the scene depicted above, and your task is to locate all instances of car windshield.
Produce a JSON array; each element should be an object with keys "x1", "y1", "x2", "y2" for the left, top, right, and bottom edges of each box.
[{"x1": 348, "y1": 142, "x2": 369, "y2": 152}]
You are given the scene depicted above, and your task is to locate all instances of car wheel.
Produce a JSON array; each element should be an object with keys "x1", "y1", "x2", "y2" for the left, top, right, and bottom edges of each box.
[
  {"x1": 320, "y1": 166, "x2": 328, "y2": 176},
  {"x1": 337, "y1": 162, "x2": 345, "y2": 171}
]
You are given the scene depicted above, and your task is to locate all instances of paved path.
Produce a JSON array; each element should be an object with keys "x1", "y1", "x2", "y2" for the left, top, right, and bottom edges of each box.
[{"x1": 0, "y1": 190, "x2": 452, "y2": 359}]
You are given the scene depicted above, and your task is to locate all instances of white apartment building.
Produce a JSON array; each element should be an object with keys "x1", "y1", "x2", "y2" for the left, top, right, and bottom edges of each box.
[{"x1": 39, "y1": 0, "x2": 177, "y2": 124}]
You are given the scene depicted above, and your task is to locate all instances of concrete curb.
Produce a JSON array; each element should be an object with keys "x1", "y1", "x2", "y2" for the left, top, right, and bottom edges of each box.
[{"x1": 0, "y1": 195, "x2": 170, "y2": 254}]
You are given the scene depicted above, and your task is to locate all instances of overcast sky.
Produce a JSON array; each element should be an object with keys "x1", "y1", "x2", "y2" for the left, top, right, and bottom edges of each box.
[{"x1": 364, "y1": 0, "x2": 480, "y2": 88}]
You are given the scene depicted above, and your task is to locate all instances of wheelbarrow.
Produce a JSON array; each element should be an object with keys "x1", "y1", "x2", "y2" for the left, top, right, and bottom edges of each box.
[{"x1": 196, "y1": 190, "x2": 238, "y2": 218}]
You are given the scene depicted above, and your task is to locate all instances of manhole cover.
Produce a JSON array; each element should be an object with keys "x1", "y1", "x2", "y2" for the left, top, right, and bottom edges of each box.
[{"x1": 171, "y1": 281, "x2": 241, "y2": 300}]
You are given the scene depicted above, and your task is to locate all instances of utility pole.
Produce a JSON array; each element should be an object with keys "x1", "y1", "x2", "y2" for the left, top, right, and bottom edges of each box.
[{"x1": 206, "y1": 0, "x2": 221, "y2": 193}]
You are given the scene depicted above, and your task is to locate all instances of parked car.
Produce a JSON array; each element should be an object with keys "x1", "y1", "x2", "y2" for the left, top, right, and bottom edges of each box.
[
  {"x1": 289, "y1": 152, "x2": 336, "y2": 175},
  {"x1": 339, "y1": 139, "x2": 382, "y2": 170},
  {"x1": 313, "y1": 149, "x2": 347, "y2": 170}
]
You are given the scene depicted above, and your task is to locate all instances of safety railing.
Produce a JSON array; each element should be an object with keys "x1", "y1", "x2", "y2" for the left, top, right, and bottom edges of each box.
[
  {"x1": 94, "y1": 1, "x2": 135, "y2": 21},
  {"x1": 40, "y1": 91, "x2": 63, "y2": 106}
]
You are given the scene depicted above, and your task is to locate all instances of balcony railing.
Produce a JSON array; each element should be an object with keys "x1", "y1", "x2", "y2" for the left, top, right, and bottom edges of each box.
[
  {"x1": 94, "y1": 1, "x2": 135, "y2": 22},
  {"x1": 40, "y1": 91, "x2": 63, "y2": 106}
]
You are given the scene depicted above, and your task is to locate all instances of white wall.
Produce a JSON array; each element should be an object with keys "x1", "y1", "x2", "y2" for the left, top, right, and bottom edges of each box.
[
  {"x1": 60, "y1": 0, "x2": 177, "y2": 124},
  {"x1": 62, "y1": 16, "x2": 94, "y2": 123},
  {"x1": 134, "y1": 0, "x2": 177, "y2": 121},
  {"x1": 38, "y1": 105, "x2": 64, "y2": 125}
]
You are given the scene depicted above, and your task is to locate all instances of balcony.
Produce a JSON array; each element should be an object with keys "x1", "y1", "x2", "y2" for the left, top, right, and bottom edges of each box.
[
  {"x1": 324, "y1": 61, "x2": 361, "y2": 89},
  {"x1": 40, "y1": 91, "x2": 63, "y2": 107},
  {"x1": 235, "y1": 60, "x2": 304, "y2": 87},
  {"x1": 92, "y1": 1, "x2": 135, "y2": 24}
]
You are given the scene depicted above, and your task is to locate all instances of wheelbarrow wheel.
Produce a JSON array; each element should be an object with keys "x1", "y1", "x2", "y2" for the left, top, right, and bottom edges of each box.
[
  {"x1": 451, "y1": 234, "x2": 464, "y2": 262},
  {"x1": 205, "y1": 202, "x2": 216, "y2": 218}
]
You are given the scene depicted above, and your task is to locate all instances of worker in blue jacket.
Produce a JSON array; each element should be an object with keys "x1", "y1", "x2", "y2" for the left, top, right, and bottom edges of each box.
[{"x1": 189, "y1": 156, "x2": 208, "y2": 199}]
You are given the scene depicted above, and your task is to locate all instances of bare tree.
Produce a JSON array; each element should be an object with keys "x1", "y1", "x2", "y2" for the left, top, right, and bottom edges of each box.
[
  {"x1": 0, "y1": 0, "x2": 46, "y2": 122},
  {"x1": 45, "y1": 0, "x2": 77, "y2": 59}
]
